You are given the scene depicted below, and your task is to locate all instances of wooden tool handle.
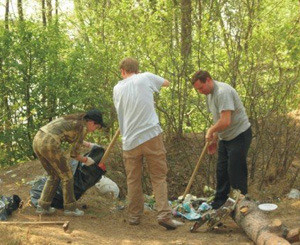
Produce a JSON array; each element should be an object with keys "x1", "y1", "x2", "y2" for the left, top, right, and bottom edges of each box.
[
  {"x1": 98, "y1": 128, "x2": 120, "y2": 165},
  {"x1": 182, "y1": 141, "x2": 209, "y2": 201}
]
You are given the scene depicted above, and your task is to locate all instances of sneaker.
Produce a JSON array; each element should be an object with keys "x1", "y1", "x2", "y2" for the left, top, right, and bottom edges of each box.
[
  {"x1": 36, "y1": 205, "x2": 56, "y2": 215},
  {"x1": 158, "y1": 218, "x2": 184, "y2": 230},
  {"x1": 64, "y1": 208, "x2": 84, "y2": 216}
]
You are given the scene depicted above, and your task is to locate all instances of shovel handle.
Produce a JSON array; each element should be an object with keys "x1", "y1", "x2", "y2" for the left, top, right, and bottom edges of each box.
[
  {"x1": 98, "y1": 128, "x2": 120, "y2": 165},
  {"x1": 182, "y1": 141, "x2": 209, "y2": 201}
]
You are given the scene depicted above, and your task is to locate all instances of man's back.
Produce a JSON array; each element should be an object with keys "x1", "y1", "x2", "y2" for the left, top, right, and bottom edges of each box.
[{"x1": 113, "y1": 72, "x2": 164, "y2": 150}]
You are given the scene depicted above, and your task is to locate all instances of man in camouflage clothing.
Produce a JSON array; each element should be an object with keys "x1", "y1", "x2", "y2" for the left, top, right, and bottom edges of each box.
[{"x1": 33, "y1": 109, "x2": 106, "y2": 216}]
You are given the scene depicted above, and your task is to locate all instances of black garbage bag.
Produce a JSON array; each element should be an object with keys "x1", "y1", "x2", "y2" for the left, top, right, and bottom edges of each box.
[
  {"x1": 0, "y1": 195, "x2": 22, "y2": 221},
  {"x1": 30, "y1": 145, "x2": 106, "y2": 209}
]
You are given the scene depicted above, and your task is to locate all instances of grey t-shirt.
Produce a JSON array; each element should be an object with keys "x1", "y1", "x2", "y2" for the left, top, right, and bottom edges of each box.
[
  {"x1": 206, "y1": 80, "x2": 250, "y2": 141},
  {"x1": 113, "y1": 72, "x2": 164, "y2": 150}
]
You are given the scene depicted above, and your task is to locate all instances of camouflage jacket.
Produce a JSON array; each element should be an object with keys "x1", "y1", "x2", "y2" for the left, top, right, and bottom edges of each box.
[{"x1": 40, "y1": 117, "x2": 87, "y2": 158}]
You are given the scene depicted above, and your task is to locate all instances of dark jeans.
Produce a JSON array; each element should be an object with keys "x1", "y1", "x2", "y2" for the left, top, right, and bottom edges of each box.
[{"x1": 214, "y1": 127, "x2": 252, "y2": 203}]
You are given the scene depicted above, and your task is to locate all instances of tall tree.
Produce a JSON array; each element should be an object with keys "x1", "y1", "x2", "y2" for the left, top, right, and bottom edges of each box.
[
  {"x1": 1, "y1": 0, "x2": 13, "y2": 162},
  {"x1": 55, "y1": 0, "x2": 59, "y2": 17},
  {"x1": 17, "y1": 0, "x2": 24, "y2": 22},
  {"x1": 42, "y1": 0, "x2": 47, "y2": 26},
  {"x1": 5, "y1": 0, "x2": 9, "y2": 30},
  {"x1": 47, "y1": 0, "x2": 53, "y2": 23},
  {"x1": 177, "y1": 0, "x2": 192, "y2": 136},
  {"x1": 181, "y1": 0, "x2": 192, "y2": 61}
]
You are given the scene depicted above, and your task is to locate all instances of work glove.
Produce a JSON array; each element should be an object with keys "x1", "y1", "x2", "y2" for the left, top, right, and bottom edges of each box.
[{"x1": 84, "y1": 157, "x2": 95, "y2": 166}]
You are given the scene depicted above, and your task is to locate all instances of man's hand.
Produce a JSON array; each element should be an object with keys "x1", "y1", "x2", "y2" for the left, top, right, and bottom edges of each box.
[
  {"x1": 208, "y1": 142, "x2": 217, "y2": 155},
  {"x1": 206, "y1": 131, "x2": 218, "y2": 155},
  {"x1": 205, "y1": 110, "x2": 231, "y2": 143},
  {"x1": 206, "y1": 128, "x2": 218, "y2": 142}
]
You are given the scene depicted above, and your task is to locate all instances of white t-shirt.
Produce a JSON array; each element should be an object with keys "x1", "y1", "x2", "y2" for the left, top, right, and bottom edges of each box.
[{"x1": 113, "y1": 72, "x2": 164, "y2": 150}]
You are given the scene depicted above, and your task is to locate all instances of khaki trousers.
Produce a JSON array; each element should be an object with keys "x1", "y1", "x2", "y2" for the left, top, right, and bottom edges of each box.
[{"x1": 123, "y1": 134, "x2": 171, "y2": 221}]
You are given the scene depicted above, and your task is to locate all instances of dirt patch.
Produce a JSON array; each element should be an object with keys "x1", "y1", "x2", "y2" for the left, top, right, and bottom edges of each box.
[{"x1": 0, "y1": 160, "x2": 299, "y2": 245}]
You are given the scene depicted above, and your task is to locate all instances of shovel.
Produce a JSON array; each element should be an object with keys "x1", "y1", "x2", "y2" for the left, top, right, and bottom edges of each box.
[{"x1": 180, "y1": 141, "x2": 209, "y2": 202}]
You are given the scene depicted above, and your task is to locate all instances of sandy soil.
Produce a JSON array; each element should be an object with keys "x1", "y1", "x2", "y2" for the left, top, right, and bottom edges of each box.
[{"x1": 0, "y1": 160, "x2": 299, "y2": 245}]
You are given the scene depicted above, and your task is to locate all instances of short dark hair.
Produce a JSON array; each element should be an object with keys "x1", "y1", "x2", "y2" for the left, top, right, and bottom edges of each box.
[
  {"x1": 119, "y1": 57, "x2": 139, "y2": 73},
  {"x1": 84, "y1": 109, "x2": 106, "y2": 127},
  {"x1": 191, "y1": 70, "x2": 212, "y2": 84}
]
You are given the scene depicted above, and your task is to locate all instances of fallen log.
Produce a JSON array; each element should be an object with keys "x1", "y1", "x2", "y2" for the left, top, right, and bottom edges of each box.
[
  {"x1": 0, "y1": 221, "x2": 70, "y2": 231},
  {"x1": 232, "y1": 195, "x2": 299, "y2": 245},
  {"x1": 191, "y1": 192, "x2": 299, "y2": 244}
]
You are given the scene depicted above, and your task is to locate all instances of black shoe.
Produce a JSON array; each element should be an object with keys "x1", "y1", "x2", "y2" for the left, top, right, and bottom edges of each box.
[{"x1": 210, "y1": 200, "x2": 226, "y2": 210}]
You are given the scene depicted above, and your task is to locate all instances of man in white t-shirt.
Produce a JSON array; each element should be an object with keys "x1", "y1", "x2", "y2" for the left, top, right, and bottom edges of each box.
[
  {"x1": 113, "y1": 57, "x2": 183, "y2": 230},
  {"x1": 192, "y1": 70, "x2": 252, "y2": 209}
]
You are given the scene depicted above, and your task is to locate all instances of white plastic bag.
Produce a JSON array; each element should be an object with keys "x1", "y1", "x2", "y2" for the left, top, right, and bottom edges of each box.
[{"x1": 95, "y1": 176, "x2": 119, "y2": 198}]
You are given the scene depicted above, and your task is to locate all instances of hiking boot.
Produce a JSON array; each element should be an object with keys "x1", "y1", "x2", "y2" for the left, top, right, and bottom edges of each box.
[
  {"x1": 36, "y1": 205, "x2": 56, "y2": 215},
  {"x1": 64, "y1": 208, "x2": 84, "y2": 216},
  {"x1": 158, "y1": 218, "x2": 184, "y2": 230}
]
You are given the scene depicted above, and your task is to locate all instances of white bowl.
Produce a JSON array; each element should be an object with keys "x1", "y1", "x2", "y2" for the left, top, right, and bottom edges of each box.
[{"x1": 258, "y1": 203, "x2": 278, "y2": 211}]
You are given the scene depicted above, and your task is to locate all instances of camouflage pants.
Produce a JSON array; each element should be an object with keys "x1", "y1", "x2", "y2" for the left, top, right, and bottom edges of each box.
[{"x1": 33, "y1": 130, "x2": 76, "y2": 210}]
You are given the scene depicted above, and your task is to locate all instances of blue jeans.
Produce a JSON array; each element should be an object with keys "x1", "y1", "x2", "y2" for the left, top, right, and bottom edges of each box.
[{"x1": 214, "y1": 127, "x2": 252, "y2": 203}]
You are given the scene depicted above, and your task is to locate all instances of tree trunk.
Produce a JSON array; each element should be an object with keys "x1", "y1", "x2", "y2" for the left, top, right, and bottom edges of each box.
[
  {"x1": 299, "y1": 0, "x2": 300, "y2": 26},
  {"x1": 5, "y1": 0, "x2": 9, "y2": 30},
  {"x1": 180, "y1": 0, "x2": 192, "y2": 59},
  {"x1": 17, "y1": 0, "x2": 24, "y2": 21},
  {"x1": 233, "y1": 196, "x2": 299, "y2": 245},
  {"x1": 47, "y1": 0, "x2": 52, "y2": 23},
  {"x1": 176, "y1": 0, "x2": 192, "y2": 136},
  {"x1": 42, "y1": 0, "x2": 47, "y2": 26},
  {"x1": 3, "y1": 0, "x2": 13, "y2": 162},
  {"x1": 55, "y1": 0, "x2": 58, "y2": 16}
]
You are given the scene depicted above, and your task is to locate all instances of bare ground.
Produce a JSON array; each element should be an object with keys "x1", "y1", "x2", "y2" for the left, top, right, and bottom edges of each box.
[{"x1": 0, "y1": 160, "x2": 299, "y2": 245}]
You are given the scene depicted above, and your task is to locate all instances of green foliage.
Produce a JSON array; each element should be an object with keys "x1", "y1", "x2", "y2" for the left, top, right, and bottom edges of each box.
[{"x1": 0, "y1": 0, "x2": 299, "y2": 170}]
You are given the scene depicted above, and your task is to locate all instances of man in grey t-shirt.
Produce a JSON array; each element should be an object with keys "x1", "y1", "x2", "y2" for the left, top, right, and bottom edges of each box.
[
  {"x1": 113, "y1": 57, "x2": 183, "y2": 230},
  {"x1": 192, "y1": 70, "x2": 252, "y2": 209}
]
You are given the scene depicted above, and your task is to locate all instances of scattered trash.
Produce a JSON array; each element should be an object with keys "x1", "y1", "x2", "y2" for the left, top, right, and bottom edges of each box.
[
  {"x1": 190, "y1": 196, "x2": 237, "y2": 232},
  {"x1": 170, "y1": 195, "x2": 212, "y2": 221},
  {"x1": 144, "y1": 195, "x2": 156, "y2": 210},
  {"x1": 178, "y1": 193, "x2": 198, "y2": 203},
  {"x1": 115, "y1": 205, "x2": 125, "y2": 211},
  {"x1": 258, "y1": 203, "x2": 278, "y2": 212},
  {"x1": 26, "y1": 176, "x2": 45, "y2": 186},
  {"x1": 203, "y1": 185, "x2": 215, "y2": 196},
  {"x1": 178, "y1": 208, "x2": 201, "y2": 220},
  {"x1": 198, "y1": 202, "x2": 211, "y2": 212},
  {"x1": 11, "y1": 174, "x2": 17, "y2": 178},
  {"x1": 5, "y1": 170, "x2": 13, "y2": 175},
  {"x1": 173, "y1": 186, "x2": 216, "y2": 221},
  {"x1": 0, "y1": 195, "x2": 22, "y2": 221},
  {"x1": 287, "y1": 189, "x2": 300, "y2": 199},
  {"x1": 144, "y1": 203, "x2": 153, "y2": 211},
  {"x1": 95, "y1": 176, "x2": 119, "y2": 199},
  {"x1": 0, "y1": 179, "x2": 3, "y2": 184}
]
